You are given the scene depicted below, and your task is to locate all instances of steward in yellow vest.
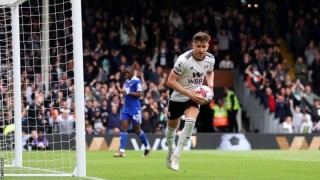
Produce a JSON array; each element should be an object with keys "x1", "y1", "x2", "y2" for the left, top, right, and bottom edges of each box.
[
  {"x1": 209, "y1": 98, "x2": 229, "y2": 128},
  {"x1": 224, "y1": 87, "x2": 240, "y2": 132},
  {"x1": 225, "y1": 89, "x2": 240, "y2": 110}
]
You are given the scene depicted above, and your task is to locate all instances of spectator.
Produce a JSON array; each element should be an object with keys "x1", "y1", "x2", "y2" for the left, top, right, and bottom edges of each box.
[
  {"x1": 304, "y1": 40, "x2": 318, "y2": 70},
  {"x1": 300, "y1": 114, "x2": 313, "y2": 133},
  {"x1": 262, "y1": 87, "x2": 276, "y2": 112},
  {"x1": 156, "y1": 40, "x2": 171, "y2": 68},
  {"x1": 107, "y1": 106, "x2": 121, "y2": 135},
  {"x1": 289, "y1": 99, "x2": 304, "y2": 133},
  {"x1": 96, "y1": 67, "x2": 108, "y2": 83},
  {"x1": 216, "y1": 28, "x2": 233, "y2": 57},
  {"x1": 85, "y1": 100, "x2": 94, "y2": 126},
  {"x1": 245, "y1": 64, "x2": 264, "y2": 92},
  {"x1": 284, "y1": 86, "x2": 295, "y2": 105},
  {"x1": 305, "y1": 99, "x2": 320, "y2": 123},
  {"x1": 148, "y1": 82, "x2": 161, "y2": 102},
  {"x1": 292, "y1": 27, "x2": 308, "y2": 59},
  {"x1": 219, "y1": 54, "x2": 234, "y2": 69},
  {"x1": 92, "y1": 101, "x2": 104, "y2": 133},
  {"x1": 86, "y1": 124, "x2": 97, "y2": 135},
  {"x1": 294, "y1": 56, "x2": 308, "y2": 83},
  {"x1": 282, "y1": 116, "x2": 293, "y2": 133},
  {"x1": 312, "y1": 121, "x2": 320, "y2": 133},
  {"x1": 141, "y1": 110, "x2": 154, "y2": 133},
  {"x1": 52, "y1": 108, "x2": 75, "y2": 134},
  {"x1": 311, "y1": 55, "x2": 320, "y2": 94},
  {"x1": 239, "y1": 53, "x2": 251, "y2": 75},
  {"x1": 172, "y1": 38, "x2": 183, "y2": 63},
  {"x1": 275, "y1": 95, "x2": 290, "y2": 123},
  {"x1": 302, "y1": 83, "x2": 320, "y2": 107},
  {"x1": 34, "y1": 131, "x2": 49, "y2": 150},
  {"x1": 168, "y1": 10, "x2": 184, "y2": 29},
  {"x1": 26, "y1": 94, "x2": 45, "y2": 133},
  {"x1": 273, "y1": 60, "x2": 290, "y2": 82},
  {"x1": 291, "y1": 79, "x2": 305, "y2": 106},
  {"x1": 23, "y1": 130, "x2": 38, "y2": 151},
  {"x1": 100, "y1": 99, "x2": 109, "y2": 129}
]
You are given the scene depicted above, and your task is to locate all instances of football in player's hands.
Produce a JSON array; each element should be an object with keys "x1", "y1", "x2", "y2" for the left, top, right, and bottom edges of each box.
[{"x1": 195, "y1": 85, "x2": 213, "y2": 103}]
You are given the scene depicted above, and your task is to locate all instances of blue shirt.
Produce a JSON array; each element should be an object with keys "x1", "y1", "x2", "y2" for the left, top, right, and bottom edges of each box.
[{"x1": 123, "y1": 76, "x2": 142, "y2": 113}]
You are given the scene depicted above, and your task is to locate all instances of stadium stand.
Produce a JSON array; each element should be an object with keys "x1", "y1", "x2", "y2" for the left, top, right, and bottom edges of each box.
[
  {"x1": 79, "y1": 0, "x2": 320, "y2": 134},
  {"x1": 3, "y1": 0, "x2": 318, "y2": 135}
]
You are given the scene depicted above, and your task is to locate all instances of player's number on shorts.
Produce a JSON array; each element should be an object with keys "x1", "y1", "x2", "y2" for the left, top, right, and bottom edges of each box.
[{"x1": 133, "y1": 113, "x2": 141, "y2": 123}]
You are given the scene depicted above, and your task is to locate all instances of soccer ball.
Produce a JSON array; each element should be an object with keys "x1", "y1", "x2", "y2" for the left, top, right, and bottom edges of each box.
[
  {"x1": 217, "y1": 134, "x2": 251, "y2": 150},
  {"x1": 196, "y1": 85, "x2": 213, "y2": 103},
  {"x1": 4, "y1": 124, "x2": 15, "y2": 135}
]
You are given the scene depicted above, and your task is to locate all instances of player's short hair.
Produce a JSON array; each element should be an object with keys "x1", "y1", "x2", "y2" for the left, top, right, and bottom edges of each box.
[
  {"x1": 126, "y1": 66, "x2": 134, "y2": 72},
  {"x1": 193, "y1": 32, "x2": 211, "y2": 43}
]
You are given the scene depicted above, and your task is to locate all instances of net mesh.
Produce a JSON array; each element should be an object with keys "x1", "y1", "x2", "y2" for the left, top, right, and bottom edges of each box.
[
  {"x1": 0, "y1": 0, "x2": 27, "y2": 6},
  {"x1": 0, "y1": 0, "x2": 77, "y2": 175}
]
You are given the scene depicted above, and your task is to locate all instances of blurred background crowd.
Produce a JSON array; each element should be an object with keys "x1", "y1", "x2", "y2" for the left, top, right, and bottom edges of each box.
[
  {"x1": 79, "y1": 0, "x2": 320, "y2": 135},
  {"x1": 1, "y1": 0, "x2": 320, "y2": 137}
]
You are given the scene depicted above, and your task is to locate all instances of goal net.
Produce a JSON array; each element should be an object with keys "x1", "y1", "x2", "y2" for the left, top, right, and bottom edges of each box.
[{"x1": 0, "y1": 0, "x2": 85, "y2": 177}]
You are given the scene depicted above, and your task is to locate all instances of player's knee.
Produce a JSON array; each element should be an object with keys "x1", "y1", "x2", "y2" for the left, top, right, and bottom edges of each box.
[
  {"x1": 133, "y1": 127, "x2": 141, "y2": 134},
  {"x1": 167, "y1": 118, "x2": 180, "y2": 129},
  {"x1": 120, "y1": 129, "x2": 128, "y2": 133},
  {"x1": 120, "y1": 125, "x2": 128, "y2": 132}
]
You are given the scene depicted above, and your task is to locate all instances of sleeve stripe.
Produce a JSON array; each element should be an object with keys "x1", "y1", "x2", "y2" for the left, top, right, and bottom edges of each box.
[{"x1": 173, "y1": 70, "x2": 181, "y2": 75}]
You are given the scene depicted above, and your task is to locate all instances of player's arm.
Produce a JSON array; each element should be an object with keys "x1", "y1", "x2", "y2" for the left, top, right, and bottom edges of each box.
[
  {"x1": 167, "y1": 70, "x2": 205, "y2": 104},
  {"x1": 206, "y1": 70, "x2": 214, "y2": 92},
  {"x1": 167, "y1": 70, "x2": 189, "y2": 97},
  {"x1": 127, "y1": 91, "x2": 142, "y2": 98},
  {"x1": 127, "y1": 81, "x2": 142, "y2": 98}
]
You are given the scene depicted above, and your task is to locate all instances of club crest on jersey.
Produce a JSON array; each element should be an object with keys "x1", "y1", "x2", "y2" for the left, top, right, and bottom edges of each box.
[{"x1": 204, "y1": 65, "x2": 209, "y2": 69}]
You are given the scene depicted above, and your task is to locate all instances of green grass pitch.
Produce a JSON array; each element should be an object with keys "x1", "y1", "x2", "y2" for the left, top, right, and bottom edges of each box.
[{"x1": 3, "y1": 150, "x2": 320, "y2": 180}]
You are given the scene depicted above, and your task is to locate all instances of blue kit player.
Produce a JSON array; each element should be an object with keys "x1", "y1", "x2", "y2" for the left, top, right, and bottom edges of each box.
[{"x1": 113, "y1": 66, "x2": 151, "y2": 157}]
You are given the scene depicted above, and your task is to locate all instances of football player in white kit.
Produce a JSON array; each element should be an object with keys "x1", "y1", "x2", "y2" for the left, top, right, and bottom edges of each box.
[{"x1": 165, "y1": 32, "x2": 215, "y2": 171}]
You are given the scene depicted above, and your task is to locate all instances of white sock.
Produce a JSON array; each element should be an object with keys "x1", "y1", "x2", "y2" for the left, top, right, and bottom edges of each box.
[
  {"x1": 165, "y1": 126, "x2": 177, "y2": 153},
  {"x1": 174, "y1": 118, "x2": 195, "y2": 156}
]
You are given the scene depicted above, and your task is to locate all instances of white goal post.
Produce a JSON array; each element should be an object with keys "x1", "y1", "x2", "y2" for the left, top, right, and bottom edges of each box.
[{"x1": 0, "y1": 0, "x2": 85, "y2": 177}]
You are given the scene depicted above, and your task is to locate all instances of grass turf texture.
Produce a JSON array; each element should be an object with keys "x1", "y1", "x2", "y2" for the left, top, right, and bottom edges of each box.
[{"x1": 3, "y1": 150, "x2": 319, "y2": 180}]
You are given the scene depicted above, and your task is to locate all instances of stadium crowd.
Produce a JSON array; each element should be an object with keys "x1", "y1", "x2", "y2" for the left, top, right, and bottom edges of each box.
[
  {"x1": 1, "y1": 0, "x2": 320, "y2": 136},
  {"x1": 78, "y1": 0, "x2": 320, "y2": 134}
]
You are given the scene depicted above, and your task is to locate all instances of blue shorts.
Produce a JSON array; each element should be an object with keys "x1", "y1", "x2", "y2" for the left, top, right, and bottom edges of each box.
[{"x1": 121, "y1": 109, "x2": 142, "y2": 125}]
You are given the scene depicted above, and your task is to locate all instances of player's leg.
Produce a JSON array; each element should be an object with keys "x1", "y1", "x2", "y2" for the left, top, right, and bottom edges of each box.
[
  {"x1": 133, "y1": 123, "x2": 151, "y2": 157},
  {"x1": 113, "y1": 113, "x2": 130, "y2": 157},
  {"x1": 166, "y1": 118, "x2": 179, "y2": 169},
  {"x1": 171, "y1": 104, "x2": 199, "y2": 171},
  {"x1": 166, "y1": 118, "x2": 180, "y2": 153},
  {"x1": 132, "y1": 110, "x2": 151, "y2": 156},
  {"x1": 166, "y1": 100, "x2": 184, "y2": 169}
]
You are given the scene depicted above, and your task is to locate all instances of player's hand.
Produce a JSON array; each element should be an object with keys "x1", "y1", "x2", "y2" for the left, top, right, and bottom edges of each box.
[
  {"x1": 121, "y1": 89, "x2": 130, "y2": 95},
  {"x1": 121, "y1": 89, "x2": 127, "y2": 94},
  {"x1": 189, "y1": 90, "x2": 207, "y2": 105}
]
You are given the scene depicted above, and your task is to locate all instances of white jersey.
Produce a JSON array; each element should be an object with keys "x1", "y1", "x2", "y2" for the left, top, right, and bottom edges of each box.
[{"x1": 170, "y1": 50, "x2": 215, "y2": 102}]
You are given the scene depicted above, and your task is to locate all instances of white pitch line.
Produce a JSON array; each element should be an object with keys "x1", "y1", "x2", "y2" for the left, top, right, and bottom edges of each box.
[
  {"x1": 82, "y1": 176, "x2": 108, "y2": 180},
  {"x1": 283, "y1": 158, "x2": 320, "y2": 162}
]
